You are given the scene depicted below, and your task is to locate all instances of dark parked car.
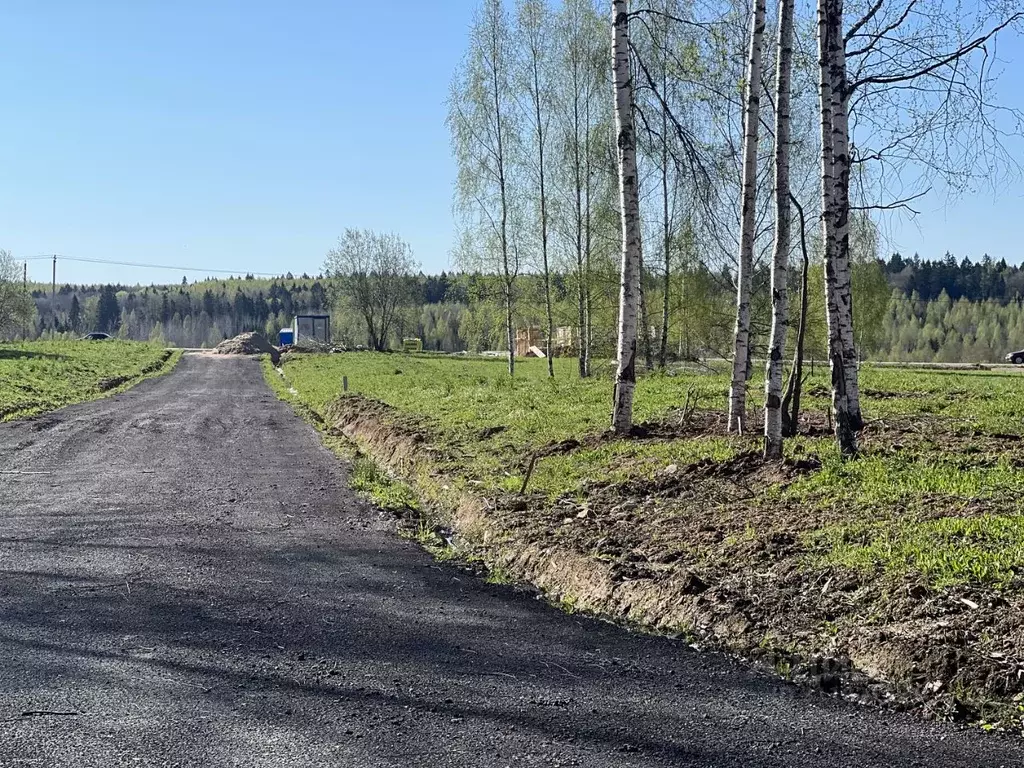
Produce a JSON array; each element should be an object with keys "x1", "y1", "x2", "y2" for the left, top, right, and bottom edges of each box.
[
  {"x1": 1006, "y1": 350, "x2": 1024, "y2": 364},
  {"x1": 80, "y1": 332, "x2": 113, "y2": 341}
]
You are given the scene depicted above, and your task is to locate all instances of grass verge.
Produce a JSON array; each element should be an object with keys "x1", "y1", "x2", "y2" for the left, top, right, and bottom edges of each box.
[{"x1": 0, "y1": 341, "x2": 181, "y2": 421}]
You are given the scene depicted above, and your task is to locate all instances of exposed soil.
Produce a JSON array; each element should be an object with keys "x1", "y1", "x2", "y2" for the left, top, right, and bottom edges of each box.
[
  {"x1": 216, "y1": 332, "x2": 280, "y2": 363},
  {"x1": 322, "y1": 392, "x2": 1024, "y2": 729}
]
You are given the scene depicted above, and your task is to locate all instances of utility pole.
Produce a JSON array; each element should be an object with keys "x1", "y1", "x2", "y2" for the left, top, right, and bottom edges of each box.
[
  {"x1": 23, "y1": 261, "x2": 27, "y2": 340},
  {"x1": 51, "y1": 255, "x2": 56, "y2": 334}
]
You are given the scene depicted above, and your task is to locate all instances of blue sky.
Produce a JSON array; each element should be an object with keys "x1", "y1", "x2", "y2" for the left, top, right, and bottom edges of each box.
[
  {"x1": 1, "y1": 1, "x2": 1022, "y2": 286},
  {"x1": 2, "y1": 0, "x2": 479, "y2": 285}
]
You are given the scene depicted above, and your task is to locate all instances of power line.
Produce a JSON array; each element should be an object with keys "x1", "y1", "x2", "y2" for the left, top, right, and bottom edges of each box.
[{"x1": 22, "y1": 254, "x2": 287, "y2": 278}]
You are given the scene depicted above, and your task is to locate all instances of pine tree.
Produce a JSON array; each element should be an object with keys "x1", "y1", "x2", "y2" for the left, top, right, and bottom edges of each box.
[
  {"x1": 68, "y1": 295, "x2": 82, "y2": 333},
  {"x1": 96, "y1": 286, "x2": 121, "y2": 333}
]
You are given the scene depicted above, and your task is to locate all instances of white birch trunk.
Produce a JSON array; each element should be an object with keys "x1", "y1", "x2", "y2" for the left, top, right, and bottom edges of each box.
[
  {"x1": 533, "y1": 65, "x2": 553, "y2": 378},
  {"x1": 827, "y1": 0, "x2": 862, "y2": 429},
  {"x1": 818, "y1": 0, "x2": 856, "y2": 455},
  {"x1": 491, "y1": 15, "x2": 514, "y2": 379},
  {"x1": 660, "y1": 121, "x2": 671, "y2": 369},
  {"x1": 658, "y1": 0, "x2": 671, "y2": 370},
  {"x1": 728, "y1": 0, "x2": 767, "y2": 434},
  {"x1": 764, "y1": 0, "x2": 795, "y2": 460},
  {"x1": 574, "y1": 93, "x2": 588, "y2": 378},
  {"x1": 583, "y1": 94, "x2": 594, "y2": 379},
  {"x1": 611, "y1": 0, "x2": 641, "y2": 434}
]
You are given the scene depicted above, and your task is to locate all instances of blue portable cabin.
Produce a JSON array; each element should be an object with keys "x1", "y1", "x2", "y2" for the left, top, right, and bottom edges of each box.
[{"x1": 279, "y1": 328, "x2": 295, "y2": 346}]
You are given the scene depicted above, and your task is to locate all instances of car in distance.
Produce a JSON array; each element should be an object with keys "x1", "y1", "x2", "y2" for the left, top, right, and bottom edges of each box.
[
  {"x1": 80, "y1": 332, "x2": 113, "y2": 341},
  {"x1": 1006, "y1": 349, "x2": 1024, "y2": 364}
]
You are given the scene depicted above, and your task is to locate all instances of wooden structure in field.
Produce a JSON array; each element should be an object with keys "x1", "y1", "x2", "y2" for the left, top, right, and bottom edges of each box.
[
  {"x1": 515, "y1": 326, "x2": 584, "y2": 357},
  {"x1": 512, "y1": 327, "x2": 544, "y2": 358},
  {"x1": 552, "y1": 326, "x2": 577, "y2": 356}
]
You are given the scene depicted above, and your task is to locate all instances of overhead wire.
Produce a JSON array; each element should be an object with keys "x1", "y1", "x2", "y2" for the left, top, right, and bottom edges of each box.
[{"x1": 21, "y1": 254, "x2": 286, "y2": 278}]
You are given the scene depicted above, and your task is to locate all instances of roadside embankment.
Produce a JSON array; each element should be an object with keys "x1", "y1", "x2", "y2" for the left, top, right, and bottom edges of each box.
[{"x1": 268, "y1": 353, "x2": 1024, "y2": 733}]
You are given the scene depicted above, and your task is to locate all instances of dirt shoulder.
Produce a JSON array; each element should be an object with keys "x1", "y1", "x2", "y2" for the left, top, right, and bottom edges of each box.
[{"x1": 311, "y1": 389, "x2": 1024, "y2": 732}]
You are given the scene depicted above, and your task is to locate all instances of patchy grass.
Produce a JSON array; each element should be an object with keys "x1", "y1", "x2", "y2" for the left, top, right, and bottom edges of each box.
[
  {"x1": 0, "y1": 341, "x2": 179, "y2": 420},
  {"x1": 807, "y1": 515, "x2": 1024, "y2": 589},
  {"x1": 275, "y1": 353, "x2": 747, "y2": 497},
  {"x1": 273, "y1": 352, "x2": 1024, "y2": 589},
  {"x1": 348, "y1": 455, "x2": 420, "y2": 512}
]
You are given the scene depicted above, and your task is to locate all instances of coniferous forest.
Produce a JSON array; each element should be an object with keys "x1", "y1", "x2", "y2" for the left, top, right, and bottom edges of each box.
[{"x1": 17, "y1": 251, "x2": 1024, "y2": 364}]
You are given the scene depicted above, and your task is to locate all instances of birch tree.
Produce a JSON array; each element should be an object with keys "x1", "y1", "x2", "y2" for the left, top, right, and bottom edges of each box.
[
  {"x1": 611, "y1": 0, "x2": 643, "y2": 434},
  {"x1": 449, "y1": 0, "x2": 521, "y2": 376},
  {"x1": 817, "y1": 0, "x2": 1022, "y2": 454},
  {"x1": 554, "y1": 0, "x2": 605, "y2": 378},
  {"x1": 323, "y1": 230, "x2": 419, "y2": 351},
  {"x1": 818, "y1": 0, "x2": 858, "y2": 454},
  {"x1": 0, "y1": 250, "x2": 33, "y2": 339},
  {"x1": 781, "y1": 194, "x2": 811, "y2": 437},
  {"x1": 763, "y1": 0, "x2": 795, "y2": 460},
  {"x1": 653, "y1": 0, "x2": 679, "y2": 370},
  {"x1": 825, "y1": 0, "x2": 862, "y2": 435},
  {"x1": 516, "y1": 0, "x2": 555, "y2": 376},
  {"x1": 727, "y1": 0, "x2": 767, "y2": 434}
]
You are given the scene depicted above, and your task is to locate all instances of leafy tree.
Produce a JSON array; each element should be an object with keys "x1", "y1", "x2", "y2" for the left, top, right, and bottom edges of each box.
[
  {"x1": 0, "y1": 249, "x2": 33, "y2": 338},
  {"x1": 323, "y1": 229, "x2": 420, "y2": 351}
]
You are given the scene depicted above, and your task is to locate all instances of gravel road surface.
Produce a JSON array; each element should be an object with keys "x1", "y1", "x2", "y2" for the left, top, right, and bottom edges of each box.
[{"x1": 0, "y1": 353, "x2": 1020, "y2": 767}]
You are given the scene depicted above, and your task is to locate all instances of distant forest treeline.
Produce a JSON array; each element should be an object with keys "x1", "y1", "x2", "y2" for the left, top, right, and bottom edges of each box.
[
  {"x1": 18, "y1": 253, "x2": 1024, "y2": 363},
  {"x1": 884, "y1": 253, "x2": 1024, "y2": 303}
]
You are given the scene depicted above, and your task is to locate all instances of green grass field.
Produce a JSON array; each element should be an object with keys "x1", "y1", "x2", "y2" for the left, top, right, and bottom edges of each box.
[
  {"x1": 0, "y1": 341, "x2": 179, "y2": 421},
  {"x1": 272, "y1": 352, "x2": 1024, "y2": 591}
]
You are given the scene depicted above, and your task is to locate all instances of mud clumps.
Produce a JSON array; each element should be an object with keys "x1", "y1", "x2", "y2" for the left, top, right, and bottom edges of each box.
[{"x1": 216, "y1": 332, "x2": 280, "y2": 364}]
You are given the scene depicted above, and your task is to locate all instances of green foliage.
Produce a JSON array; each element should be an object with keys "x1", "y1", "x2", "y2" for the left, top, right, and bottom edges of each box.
[
  {"x1": 0, "y1": 249, "x2": 34, "y2": 337},
  {"x1": 0, "y1": 341, "x2": 178, "y2": 420},
  {"x1": 96, "y1": 285, "x2": 121, "y2": 333},
  {"x1": 878, "y1": 292, "x2": 1024, "y2": 363}
]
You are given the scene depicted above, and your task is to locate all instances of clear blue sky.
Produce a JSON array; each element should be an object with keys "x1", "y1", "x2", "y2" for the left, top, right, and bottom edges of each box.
[
  {"x1": 2, "y1": 0, "x2": 478, "y2": 285},
  {"x1": 1, "y1": 2, "x2": 1022, "y2": 286}
]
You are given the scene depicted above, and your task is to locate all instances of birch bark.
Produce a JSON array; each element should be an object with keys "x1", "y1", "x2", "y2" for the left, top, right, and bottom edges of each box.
[
  {"x1": 727, "y1": 0, "x2": 766, "y2": 434},
  {"x1": 660, "y1": 115, "x2": 671, "y2": 370},
  {"x1": 495, "y1": 78, "x2": 514, "y2": 378},
  {"x1": 764, "y1": 0, "x2": 795, "y2": 460},
  {"x1": 818, "y1": 0, "x2": 857, "y2": 455},
  {"x1": 611, "y1": 0, "x2": 642, "y2": 434},
  {"x1": 826, "y1": 0, "x2": 862, "y2": 429}
]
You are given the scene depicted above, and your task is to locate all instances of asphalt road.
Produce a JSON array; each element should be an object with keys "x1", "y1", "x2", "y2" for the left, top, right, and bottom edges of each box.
[{"x1": 1, "y1": 353, "x2": 1020, "y2": 767}]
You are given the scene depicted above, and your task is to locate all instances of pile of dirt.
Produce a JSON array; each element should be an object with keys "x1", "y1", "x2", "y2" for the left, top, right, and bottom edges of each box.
[
  {"x1": 216, "y1": 332, "x2": 280, "y2": 364},
  {"x1": 282, "y1": 339, "x2": 344, "y2": 354}
]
